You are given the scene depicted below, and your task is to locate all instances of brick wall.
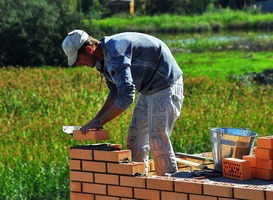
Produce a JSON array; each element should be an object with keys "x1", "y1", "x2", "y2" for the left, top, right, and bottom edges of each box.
[{"x1": 69, "y1": 131, "x2": 273, "y2": 200}]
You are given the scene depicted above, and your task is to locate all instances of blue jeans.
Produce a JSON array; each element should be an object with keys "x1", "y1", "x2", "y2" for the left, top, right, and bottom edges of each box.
[{"x1": 126, "y1": 76, "x2": 184, "y2": 175}]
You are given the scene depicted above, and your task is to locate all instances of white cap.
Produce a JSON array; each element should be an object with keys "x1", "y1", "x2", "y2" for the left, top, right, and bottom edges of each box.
[{"x1": 62, "y1": 30, "x2": 89, "y2": 66}]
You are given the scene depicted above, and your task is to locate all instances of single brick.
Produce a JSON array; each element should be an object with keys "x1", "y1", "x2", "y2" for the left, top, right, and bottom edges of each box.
[
  {"x1": 94, "y1": 173, "x2": 119, "y2": 185},
  {"x1": 70, "y1": 181, "x2": 81, "y2": 192},
  {"x1": 73, "y1": 129, "x2": 109, "y2": 141},
  {"x1": 251, "y1": 167, "x2": 257, "y2": 178},
  {"x1": 234, "y1": 187, "x2": 265, "y2": 200},
  {"x1": 255, "y1": 148, "x2": 273, "y2": 160},
  {"x1": 257, "y1": 136, "x2": 273, "y2": 149},
  {"x1": 161, "y1": 191, "x2": 188, "y2": 200},
  {"x1": 83, "y1": 183, "x2": 107, "y2": 195},
  {"x1": 256, "y1": 168, "x2": 273, "y2": 180},
  {"x1": 70, "y1": 160, "x2": 81, "y2": 170},
  {"x1": 243, "y1": 155, "x2": 257, "y2": 167},
  {"x1": 95, "y1": 195, "x2": 120, "y2": 200},
  {"x1": 70, "y1": 171, "x2": 93, "y2": 182},
  {"x1": 108, "y1": 185, "x2": 133, "y2": 198},
  {"x1": 203, "y1": 184, "x2": 233, "y2": 197},
  {"x1": 93, "y1": 150, "x2": 131, "y2": 162},
  {"x1": 174, "y1": 180, "x2": 202, "y2": 194},
  {"x1": 82, "y1": 161, "x2": 106, "y2": 173},
  {"x1": 266, "y1": 191, "x2": 273, "y2": 200},
  {"x1": 120, "y1": 175, "x2": 146, "y2": 188},
  {"x1": 146, "y1": 176, "x2": 174, "y2": 191},
  {"x1": 256, "y1": 158, "x2": 273, "y2": 170},
  {"x1": 189, "y1": 194, "x2": 217, "y2": 200},
  {"x1": 222, "y1": 158, "x2": 251, "y2": 180},
  {"x1": 107, "y1": 162, "x2": 145, "y2": 175},
  {"x1": 70, "y1": 192, "x2": 94, "y2": 200},
  {"x1": 134, "y1": 188, "x2": 160, "y2": 200},
  {"x1": 70, "y1": 148, "x2": 93, "y2": 160}
]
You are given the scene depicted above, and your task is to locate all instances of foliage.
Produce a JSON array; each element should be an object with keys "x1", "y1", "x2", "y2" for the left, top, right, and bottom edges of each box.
[
  {"x1": 144, "y1": 0, "x2": 212, "y2": 15},
  {"x1": 0, "y1": 0, "x2": 86, "y2": 67},
  {"x1": 90, "y1": 9, "x2": 273, "y2": 34}
]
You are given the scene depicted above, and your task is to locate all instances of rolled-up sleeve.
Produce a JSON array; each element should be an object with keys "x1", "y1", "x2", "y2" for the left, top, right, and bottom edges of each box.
[{"x1": 107, "y1": 55, "x2": 135, "y2": 111}]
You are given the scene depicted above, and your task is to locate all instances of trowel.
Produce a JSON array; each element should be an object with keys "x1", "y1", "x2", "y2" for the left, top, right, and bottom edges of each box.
[{"x1": 62, "y1": 126, "x2": 82, "y2": 135}]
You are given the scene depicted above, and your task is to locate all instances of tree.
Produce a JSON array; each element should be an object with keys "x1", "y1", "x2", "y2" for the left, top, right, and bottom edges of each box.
[{"x1": 0, "y1": 0, "x2": 87, "y2": 67}]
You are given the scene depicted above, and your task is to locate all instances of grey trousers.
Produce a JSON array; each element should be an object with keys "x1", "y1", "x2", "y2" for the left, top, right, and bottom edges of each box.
[{"x1": 126, "y1": 76, "x2": 184, "y2": 176}]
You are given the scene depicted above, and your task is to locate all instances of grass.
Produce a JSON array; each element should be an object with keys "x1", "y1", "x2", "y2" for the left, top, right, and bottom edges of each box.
[
  {"x1": 1, "y1": 50, "x2": 273, "y2": 199},
  {"x1": 87, "y1": 9, "x2": 273, "y2": 34},
  {"x1": 175, "y1": 51, "x2": 273, "y2": 78}
]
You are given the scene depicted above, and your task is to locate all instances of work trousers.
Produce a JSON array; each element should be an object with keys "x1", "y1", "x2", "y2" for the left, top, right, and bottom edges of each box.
[{"x1": 126, "y1": 76, "x2": 184, "y2": 176}]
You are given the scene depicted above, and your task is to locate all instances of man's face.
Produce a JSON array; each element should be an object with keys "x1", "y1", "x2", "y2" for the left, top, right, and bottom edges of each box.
[{"x1": 75, "y1": 46, "x2": 96, "y2": 67}]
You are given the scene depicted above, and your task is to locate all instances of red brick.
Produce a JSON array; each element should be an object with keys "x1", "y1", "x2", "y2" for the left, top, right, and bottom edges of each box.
[
  {"x1": 83, "y1": 183, "x2": 107, "y2": 195},
  {"x1": 189, "y1": 194, "x2": 217, "y2": 200},
  {"x1": 108, "y1": 185, "x2": 133, "y2": 198},
  {"x1": 120, "y1": 176, "x2": 146, "y2": 188},
  {"x1": 243, "y1": 155, "x2": 257, "y2": 167},
  {"x1": 203, "y1": 184, "x2": 233, "y2": 197},
  {"x1": 70, "y1": 171, "x2": 93, "y2": 182},
  {"x1": 174, "y1": 180, "x2": 202, "y2": 194},
  {"x1": 70, "y1": 148, "x2": 93, "y2": 160},
  {"x1": 161, "y1": 191, "x2": 188, "y2": 200},
  {"x1": 266, "y1": 191, "x2": 273, "y2": 200},
  {"x1": 256, "y1": 168, "x2": 273, "y2": 180},
  {"x1": 257, "y1": 136, "x2": 273, "y2": 149},
  {"x1": 251, "y1": 167, "x2": 257, "y2": 178},
  {"x1": 146, "y1": 176, "x2": 174, "y2": 191},
  {"x1": 70, "y1": 160, "x2": 81, "y2": 170},
  {"x1": 134, "y1": 188, "x2": 160, "y2": 200},
  {"x1": 94, "y1": 173, "x2": 119, "y2": 185},
  {"x1": 255, "y1": 148, "x2": 273, "y2": 160},
  {"x1": 107, "y1": 162, "x2": 145, "y2": 175},
  {"x1": 70, "y1": 182, "x2": 81, "y2": 192},
  {"x1": 222, "y1": 158, "x2": 251, "y2": 180},
  {"x1": 95, "y1": 195, "x2": 120, "y2": 200},
  {"x1": 93, "y1": 150, "x2": 131, "y2": 162},
  {"x1": 234, "y1": 187, "x2": 265, "y2": 200},
  {"x1": 70, "y1": 192, "x2": 94, "y2": 200},
  {"x1": 73, "y1": 129, "x2": 109, "y2": 141},
  {"x1": 82, "y1": 161, "x2": 106, "y2": 173},
  {"x1": 256, "y1": 158, "x2": 273, "y2": 170}
]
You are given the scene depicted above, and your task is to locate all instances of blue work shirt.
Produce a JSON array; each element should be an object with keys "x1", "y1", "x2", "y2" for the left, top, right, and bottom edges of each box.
[{"x1": 96, "y1": 32, "x2": 182, "y2": 111}]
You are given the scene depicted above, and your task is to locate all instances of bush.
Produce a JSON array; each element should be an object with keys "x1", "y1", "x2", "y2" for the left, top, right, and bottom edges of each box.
[{"x1": 0, "y1": 0, "x2": 86, "y2": 67}]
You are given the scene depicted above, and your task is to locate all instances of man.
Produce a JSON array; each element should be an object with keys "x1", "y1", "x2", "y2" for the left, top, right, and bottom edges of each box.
[{"x1": 62, "y1": 30, "x2": 184, "y2": 176}]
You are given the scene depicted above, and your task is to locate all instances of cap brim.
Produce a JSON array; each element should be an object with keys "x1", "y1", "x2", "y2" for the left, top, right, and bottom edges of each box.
[{"x1": 68, "y1": 52, "x2": 77, "y2": 66}]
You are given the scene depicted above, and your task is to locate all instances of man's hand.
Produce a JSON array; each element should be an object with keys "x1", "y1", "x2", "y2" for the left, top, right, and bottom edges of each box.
[{"x1": 80, "y1": 119, "x2": 104, "y2": 135}]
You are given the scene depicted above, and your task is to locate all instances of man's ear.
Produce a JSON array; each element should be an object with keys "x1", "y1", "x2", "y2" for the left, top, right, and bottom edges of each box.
[{"x1": 85, "y1": 45, "x2": 94, "y2": 54}]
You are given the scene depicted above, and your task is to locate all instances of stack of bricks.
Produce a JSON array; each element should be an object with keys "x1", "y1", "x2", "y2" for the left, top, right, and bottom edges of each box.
[
  {"x1": 69, "y1": 130, "x2": 273, "y2": 200},
  {"x1": 243, "y1": 136, "x2": 273, "y2": 180}
]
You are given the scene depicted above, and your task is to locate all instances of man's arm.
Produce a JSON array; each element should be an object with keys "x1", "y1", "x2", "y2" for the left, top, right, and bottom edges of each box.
[{"x1": 80, "y1": 95, "x2": 123, "y2": 134}]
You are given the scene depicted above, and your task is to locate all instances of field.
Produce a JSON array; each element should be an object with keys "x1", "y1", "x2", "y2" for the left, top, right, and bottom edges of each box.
[{"x1": 0, "y1": 50, "x2": 272, "y2": 199}]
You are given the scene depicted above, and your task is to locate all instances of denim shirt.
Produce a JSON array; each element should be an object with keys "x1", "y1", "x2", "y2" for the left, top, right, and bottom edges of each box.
[{"x1": 96, "y1": 32, "x2": 182, "y2": 111}]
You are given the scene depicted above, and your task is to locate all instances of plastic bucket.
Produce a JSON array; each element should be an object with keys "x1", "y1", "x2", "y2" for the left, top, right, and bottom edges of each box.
[{"x1": 209, "y1": 127, "x2": 257, "y2": 171}]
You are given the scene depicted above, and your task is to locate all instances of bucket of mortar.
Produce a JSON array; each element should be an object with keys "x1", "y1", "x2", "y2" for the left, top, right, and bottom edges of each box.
[{"x1": 209, "y1": 127, "x2": 257, "y2": 171}]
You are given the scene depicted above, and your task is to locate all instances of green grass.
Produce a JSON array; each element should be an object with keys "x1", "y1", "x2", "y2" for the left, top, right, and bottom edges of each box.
[
  {"x1": 175, "y1": 51, "x2": 273, "y2": 78},
  {"x1": 87, "y1": 9, "x2": 273, "y2": 34},
  {"x1": 1, "y1": 51, "x2": 273, "y2": 199}
]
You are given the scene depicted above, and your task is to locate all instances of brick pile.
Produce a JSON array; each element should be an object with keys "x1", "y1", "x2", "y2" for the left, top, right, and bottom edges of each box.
[
  {"x1": 69, "y1": 130, "x2": 273, "y2": 200},
  {"x1": 243, "y1": 136, "x2": 273, "y2": 180}
]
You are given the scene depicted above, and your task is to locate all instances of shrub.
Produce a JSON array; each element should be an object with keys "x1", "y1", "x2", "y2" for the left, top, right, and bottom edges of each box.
[{"x1": 0, "y1": 0, "x2": 86, "y2": 67}]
